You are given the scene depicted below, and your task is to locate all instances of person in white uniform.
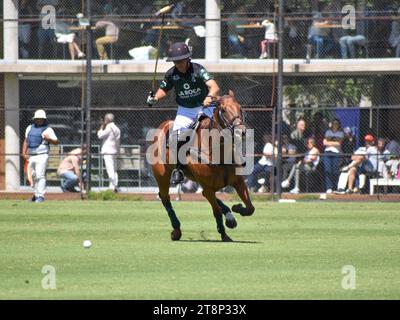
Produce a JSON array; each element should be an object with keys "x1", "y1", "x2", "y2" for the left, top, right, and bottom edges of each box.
[
  {"x1": 97, "y1": 113, "x2": 121, "y2": 192},
  {"x1": 147, "y1": 42, "x2": 220, "y2": 185},
  {"x1": 22, "y1": 109, "x2": 59, "y2": 202}
]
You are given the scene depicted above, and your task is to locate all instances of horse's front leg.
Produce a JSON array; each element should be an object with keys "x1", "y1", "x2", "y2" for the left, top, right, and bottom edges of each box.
[
  {"x1": 216, "y1": 198, "x2": 237, "y2": 229},
  {"x1": 202, "y1": 189, "x2": 233, "y2": 242},
  {"x1": 232, "y1": 176, "x2": 255, "y2": 217},
  {"x1": 159, "y1": 193, "x2": 182, "y2": 241}
]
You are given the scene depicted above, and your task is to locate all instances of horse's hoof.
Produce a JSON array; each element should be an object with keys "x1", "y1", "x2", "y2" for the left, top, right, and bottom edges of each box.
[
  {"x1": 221, "y1": 234, "x2": 233, "y2": 242},
  {"x1": 171, "y1": 228, "x2": 182, "y2": 241},
  {"x1": 232, "y1": 203, "x2": 242, "y2": 212},
  {"x1": 225, "y1": 212, "x2": 237, "y2": 229},
  {"x1": 232, "y1": 203, "x2": 246, "y2": 215}
]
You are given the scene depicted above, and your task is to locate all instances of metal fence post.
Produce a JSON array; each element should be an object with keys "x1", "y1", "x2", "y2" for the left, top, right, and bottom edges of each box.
[
  {"x1": 84, "y1": 0, "x2": 93, "y2": 193},
  {"x1": 276, "y1": 0, "x2": 285, "y2": 199}
]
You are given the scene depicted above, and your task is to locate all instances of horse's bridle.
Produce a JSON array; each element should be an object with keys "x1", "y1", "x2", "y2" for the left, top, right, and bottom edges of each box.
[{"x1": 217, "y1": 106, "x2": 245, "y2": 134}]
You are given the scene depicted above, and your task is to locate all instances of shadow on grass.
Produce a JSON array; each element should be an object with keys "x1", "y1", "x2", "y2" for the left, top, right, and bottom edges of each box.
[{"x1": 180, "y1": 239, "x2": 262, "y2": 244}]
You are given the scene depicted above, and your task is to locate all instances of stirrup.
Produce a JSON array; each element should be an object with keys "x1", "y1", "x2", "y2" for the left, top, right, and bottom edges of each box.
[{"x1": 171, "y1": 168, "x2": 185, "y2": 185}]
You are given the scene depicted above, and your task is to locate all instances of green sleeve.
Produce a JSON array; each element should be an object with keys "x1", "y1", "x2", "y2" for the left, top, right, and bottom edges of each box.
[
  {"x1": 199, "y1": 68, "x2": 213, "y2": 83},
  {"x1": 159, "y1": 73, "x2": 174, "y2": 92}
]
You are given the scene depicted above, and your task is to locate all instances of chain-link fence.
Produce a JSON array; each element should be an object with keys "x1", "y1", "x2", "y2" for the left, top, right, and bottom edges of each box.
[
  {"x1": 1, "y1": 73, "x2": 399, "y2": 196},
  {"x1": 2, "y1": 1, "x2": 400, "y2": 197},
  {"x1": 15, "y1": 0, "x2": 205, "y2": 60},
  {"x1": 268, "y1": 105, "x2": 400, "y2": 196},
  {"x1": 10, "y1": 74, "x2": 275, "y2": 191},
  {"x1": 7, "y1": 0, "x2": 400, "y2": 60},
  {"x1": 220, "y1": 0, "x2": 400, "y2": 59}
]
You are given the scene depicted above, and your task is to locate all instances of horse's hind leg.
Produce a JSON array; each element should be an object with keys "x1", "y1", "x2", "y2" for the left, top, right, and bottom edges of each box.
[
  {"x1": 216, "y1": 198, "x2": 237, "y2": 229},
  {"x1": 202, "y1": 189, "x2": 232, "y2": 242},
  {"x1": 232, "y1": 177, "x2": 255, "y2": 217},
  {"x1": 155, "y1": 170, "x2": 182, "y2": 241}
]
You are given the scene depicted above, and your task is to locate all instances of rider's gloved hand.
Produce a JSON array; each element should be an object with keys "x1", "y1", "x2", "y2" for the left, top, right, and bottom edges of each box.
[
  {"x1": 147, "y1": 93, "x2": 158, "y2": 106},
  {"x1": 203, "y1": 95, "x2": 214, "y2": 107}
]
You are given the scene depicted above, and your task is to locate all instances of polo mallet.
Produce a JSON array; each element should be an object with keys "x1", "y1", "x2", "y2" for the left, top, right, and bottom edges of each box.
[{"x1": 148, "y1": 4, "x2": 175, "y2": 106}]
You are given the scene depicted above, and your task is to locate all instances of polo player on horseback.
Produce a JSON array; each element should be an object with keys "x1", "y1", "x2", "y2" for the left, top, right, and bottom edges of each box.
[{"x1": 147, "y1": 42, "x2": 220, "y2": 185}]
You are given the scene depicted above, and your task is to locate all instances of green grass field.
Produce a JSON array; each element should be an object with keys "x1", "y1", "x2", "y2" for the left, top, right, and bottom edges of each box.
[{"x1": 0, "y1": 200, "x2": 399, "y2": 299}]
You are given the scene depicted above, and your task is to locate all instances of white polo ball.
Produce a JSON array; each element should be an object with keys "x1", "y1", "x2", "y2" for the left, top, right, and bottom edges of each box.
[{"x1": 83, "y1": 240, "x2": 92, "y2": 248}]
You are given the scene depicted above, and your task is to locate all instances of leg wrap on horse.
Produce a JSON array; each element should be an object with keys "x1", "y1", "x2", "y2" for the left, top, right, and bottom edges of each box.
[
  {"x1": 215, "y1": 213, "x2": 226, "y2": 235},
  {"x1": 216, "y1": 199, "x2": 231, "y2": 215},
  {"x1": 217, "y1": 198, "x2": 237, "y2": 229},
  {"x1": 161, "y1": 197, "x2": 180, "y2": 229}
]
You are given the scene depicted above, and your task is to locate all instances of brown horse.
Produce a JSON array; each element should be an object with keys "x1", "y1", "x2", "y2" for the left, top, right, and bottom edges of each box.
[{"x1": 150, "y1": 91, "x2": 255, "y2": 242}]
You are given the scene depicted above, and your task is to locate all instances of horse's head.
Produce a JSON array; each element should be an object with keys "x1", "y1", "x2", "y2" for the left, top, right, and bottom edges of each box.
[{"x1": 216, "y1": 90, "x2": 246, "y2": 136}]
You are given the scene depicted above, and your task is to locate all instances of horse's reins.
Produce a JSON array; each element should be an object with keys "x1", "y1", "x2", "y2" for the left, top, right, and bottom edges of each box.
[
  {"x1": 190, "y1": 102, "x2": 246, "y2": 166},
  {"x1": 217, "y1": 107, "x2": 245, "y2": 133}
]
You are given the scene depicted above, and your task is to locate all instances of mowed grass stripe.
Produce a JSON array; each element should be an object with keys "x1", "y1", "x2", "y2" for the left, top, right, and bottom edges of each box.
[{"x1": 0, "y1": 201, "x2": 399, "y2": 299}]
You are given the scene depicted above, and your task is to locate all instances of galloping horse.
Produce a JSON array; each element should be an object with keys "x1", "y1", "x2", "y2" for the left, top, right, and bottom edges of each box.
[{"x1": 150, "y1": 91, "x2": 255, "y2": 242}]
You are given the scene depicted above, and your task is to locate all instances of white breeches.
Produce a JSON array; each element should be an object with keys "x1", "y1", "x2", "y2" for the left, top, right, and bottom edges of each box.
[
  {"x1": 29, "y1": 153, "x2": 49, "y2": 198},
  {"x1": 172, "y1": 105, "x2": 215, "y2": 133},
  {"x1": 104, "y1": 154, "x2": 118, "y2": 189}
]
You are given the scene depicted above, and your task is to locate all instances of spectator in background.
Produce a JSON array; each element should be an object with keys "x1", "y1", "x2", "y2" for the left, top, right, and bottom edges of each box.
[
  {"x1": 247, "y1": 134, "x2": 274, "y2": 192},
  {"x1": 58, "y1": 146, "x2": 86, "y2": 192},
  {"x1": 384, "y1": 137, "x2": 400, "y2": 178},
  {"x1": 284, "y1": 12, "x2": 300, "y2": 58},
  {"x1": 372, "y1": 137, "x2": 400, "y2": 179},
  {"x1": 376, "y1": 138, "x2": 391, "y2": 177},
  {"x1": 54, "y1": 17, "x2": 85, "y2": 60},
  {"x1": 290, "y1": 118, "x2": 309, "y2": 155},
  {"x1": 95, "y1": 15, "x2": 119, "y2": 60},
  {"x1": 227, "y1": 5, "x2": 249, "y2": 58},
  {"x1": 385, "y1": 137, "x2": 400, "y2": 158},
  {"x1": 340, "y1": 134, "x2": 379, "y2": 193},
  {"x1": 97, "y1": 113, "x2": 121, "y2": 193},
  {"x1": 339, "y1": 13, "x2": 367, "y2": 58},
  {"x1": 307, "y1": 12, "x2": 334, "y2": 58},
  {"x1": 310, "y1": 111, "x2": 329, "y2": 152},
  {"x1": 383, "y1": 137, "x2": 400, "y2": 178},
  {"x1": 323, "y1": 118, "x2": 344, "y2": 193},
  {"x1": 389, "y1": 8, "x2": 400, "y2": 57},
  {"x1": 281, "y1": 134, "x2": 297, "y2": 183},
  {"x1": 102, "y1": 0, "x2": 115, "y2": 15},
  {"x1": 281, "y1": 137, "x2": 320, "y2": 194},
  {"x1": 22, "y1": 109, "x2": 59, "y2": 203},
  {"x1": 19, "y1": 0, "x2": 34, "y2": 59},
  {"x1": 141, "y1": 3, "x2": 169, "y2": 58},
  {"x1": 36, "y1": 0, "x2": 59, "y2": 58},
  {"x1": 259, "y1": 19, "x2": 278, "y2": 59},
  {"x1": 341, "y1": 126, "x2": 356, "y2": 167},
  {"x1": 171, "y1": 1, "x2": 185, "y2": 20},
  {"x1": 334, "y1": 126, "x2": 357, "y2": 193}
]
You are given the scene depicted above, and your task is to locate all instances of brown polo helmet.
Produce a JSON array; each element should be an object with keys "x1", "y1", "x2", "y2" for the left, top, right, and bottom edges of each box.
[{"x1": 166, "y1": 42, "x2": 192, "y2": 62}]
